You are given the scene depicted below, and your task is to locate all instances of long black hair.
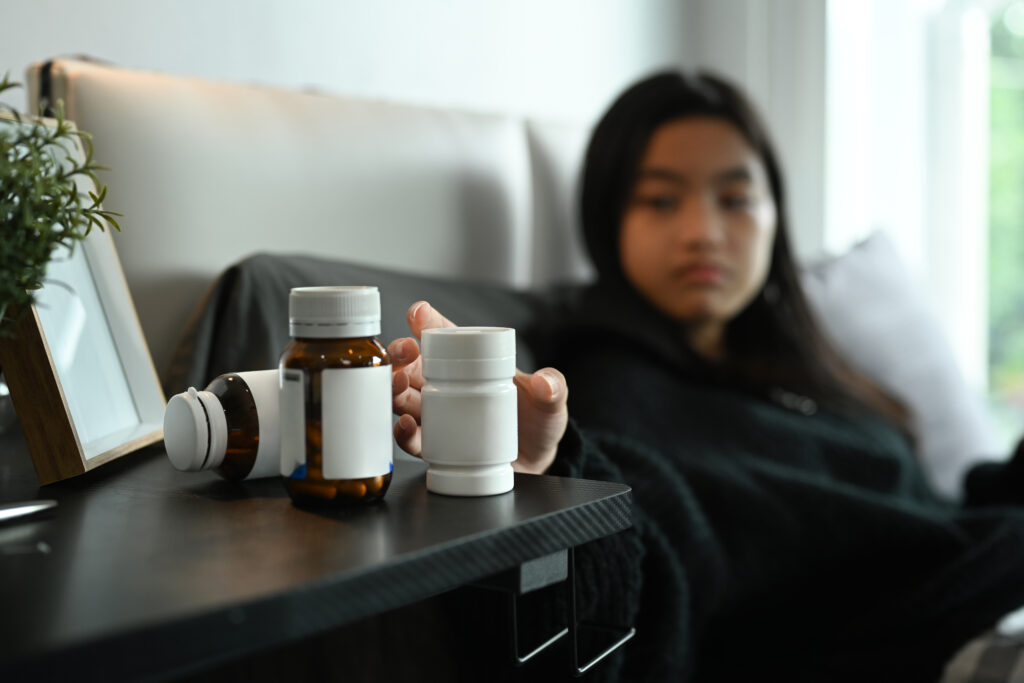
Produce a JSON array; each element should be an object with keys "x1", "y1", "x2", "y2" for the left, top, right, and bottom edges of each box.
[{"x1": 579, "y1": 70, "x2": 909, "y2": 431}]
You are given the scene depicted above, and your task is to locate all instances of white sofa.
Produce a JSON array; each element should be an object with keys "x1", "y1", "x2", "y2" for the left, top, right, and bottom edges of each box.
[
  {"x1": 26, "y1": 58, "x2": 999, "y2": 500},
  {"x1": 28, "y1": 58, "x2": 594, "y2": 379}
]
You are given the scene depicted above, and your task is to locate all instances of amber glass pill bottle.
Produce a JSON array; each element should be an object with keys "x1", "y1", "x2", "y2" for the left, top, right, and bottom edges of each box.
[
  {"x1": 164, "y1": 370, "x2": 280, "y2": 481},
  {"x1": 279, "y1": 286, "x2": 393, "y2": 507}
]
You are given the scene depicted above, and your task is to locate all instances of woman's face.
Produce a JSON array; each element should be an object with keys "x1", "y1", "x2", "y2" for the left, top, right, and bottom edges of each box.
[{"x1": 619, "y1": 117, "x2": 777, "y2": 357}]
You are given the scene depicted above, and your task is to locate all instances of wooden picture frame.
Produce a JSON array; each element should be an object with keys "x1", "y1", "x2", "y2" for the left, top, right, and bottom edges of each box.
[{"x1": 0, "y1": 113, "x2": 165, "y2": 484}]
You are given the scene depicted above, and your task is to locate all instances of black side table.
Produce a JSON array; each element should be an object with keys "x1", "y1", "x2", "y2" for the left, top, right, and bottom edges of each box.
[{"x1": 0, "y1": 428, "x2": 632, "y2": 681}]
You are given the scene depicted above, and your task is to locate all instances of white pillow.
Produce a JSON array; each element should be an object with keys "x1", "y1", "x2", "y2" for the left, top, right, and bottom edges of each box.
[{"x1": 800, "y1": 231, "x2": 999, "y2": 500}]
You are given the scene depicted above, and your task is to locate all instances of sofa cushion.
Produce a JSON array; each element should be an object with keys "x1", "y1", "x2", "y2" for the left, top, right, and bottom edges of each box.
[
  {"x1": 30, "y1": 59, "x2": 556, "y2": 378},
  {"x1": 800, "y1": 231, "x2": 999, "y2": 499}
]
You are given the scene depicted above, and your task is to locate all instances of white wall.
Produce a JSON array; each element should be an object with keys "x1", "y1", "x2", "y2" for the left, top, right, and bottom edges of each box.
[
  {"x1": 0, "y1": 0, "x2": 690, "y2": 124},
  {"x1": 1, "y1": 0, "x2": 830, "y2": 258}
]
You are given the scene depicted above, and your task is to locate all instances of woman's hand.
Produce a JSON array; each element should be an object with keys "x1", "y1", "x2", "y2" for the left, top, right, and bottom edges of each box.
[{"x1": 388, "y1": 301, "x2": 568, "y2": 474}]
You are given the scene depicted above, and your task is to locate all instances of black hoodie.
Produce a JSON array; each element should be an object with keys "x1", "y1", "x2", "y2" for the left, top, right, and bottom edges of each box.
[{"x1": 542, "y1": 283, "x2": 1024, "y2": 682}]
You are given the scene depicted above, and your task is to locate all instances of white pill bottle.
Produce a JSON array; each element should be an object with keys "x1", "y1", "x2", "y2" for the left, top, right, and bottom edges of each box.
[{"x1": 420, "y1": 327, "x2": 517, "y2": 496}]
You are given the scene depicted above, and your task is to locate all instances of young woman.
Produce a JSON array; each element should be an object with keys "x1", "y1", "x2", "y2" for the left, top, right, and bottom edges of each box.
[{"x1": 389, "y1": 71, "x2": 1024, "y2": 682}]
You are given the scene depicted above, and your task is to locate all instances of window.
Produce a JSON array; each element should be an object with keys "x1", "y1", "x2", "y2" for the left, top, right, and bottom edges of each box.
[
  {"x1": 826, "y1": 0, "x2": 1016, "y2": 451},
  {"x1": 988, "y1": 1, "x2": 1024, "y2": 446}
]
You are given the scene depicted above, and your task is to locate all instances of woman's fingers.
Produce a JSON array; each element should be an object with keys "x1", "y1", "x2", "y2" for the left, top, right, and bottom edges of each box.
[
  {"x1": 392, "y1": 370, "x2": 423, "y2": 422},
  {"x1": 393, "y1": 413, "x2": 422, "y2": 457},
  {"x1": 512, "y1": 367, "x2": 569, "y2": 474},
  {"x1": 518, "y1": 368, "x2": 567, "y2": 413},
  {"x1": 388, "y1": 301, "x2": 459, "y2": 459},
  {"x1": 387, "y1": 337, "x2": 419, "y2": 367},
  {"x1": 407, "y1": 301, "x2": 458, "y2": 339},
  {"x1": 388, "y1": 336, "x2": 426, "y2": 391}
]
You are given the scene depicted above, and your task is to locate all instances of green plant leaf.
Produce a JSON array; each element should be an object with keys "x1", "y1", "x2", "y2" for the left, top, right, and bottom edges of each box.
[{"x1": 0, "y1": 79, "x2": 122, "y2": 336}]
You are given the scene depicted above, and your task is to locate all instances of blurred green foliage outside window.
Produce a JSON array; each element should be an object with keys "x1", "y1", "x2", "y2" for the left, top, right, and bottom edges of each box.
[{"x1": 989, "y1": 2, "x2": 1024, "y2": 440}]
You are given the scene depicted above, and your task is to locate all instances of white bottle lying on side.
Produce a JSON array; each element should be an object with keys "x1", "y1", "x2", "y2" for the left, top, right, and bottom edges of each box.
[{"x1": 163, "y1": 369, "x2": 280, "y2": 480}]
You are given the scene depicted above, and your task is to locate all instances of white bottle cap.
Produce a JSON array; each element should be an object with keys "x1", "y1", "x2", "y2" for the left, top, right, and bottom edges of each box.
[
  {"x1": 163, "y1": 387, "x2": 228, "y2": 472},
  {"x1": 289, "y1": 286, "x2": 381, "y2": 339},
  {"x1": 421, "y1": 327, "x2": 516, "y2": 381}
]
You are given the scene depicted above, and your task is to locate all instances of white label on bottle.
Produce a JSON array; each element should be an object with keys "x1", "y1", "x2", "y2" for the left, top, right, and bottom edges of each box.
[
  {"x1": 279, "y1": 368, "x2": 306, "y2": 477},
  {"x1": 321, "y1": 365, "x2": 393, "y2": 479},
  {"x1": 237, "y1": 370, "x2": 282, "y2": 479},
  {"x1": 421, "y1": 385, "x2": 517, "y2": 466}
]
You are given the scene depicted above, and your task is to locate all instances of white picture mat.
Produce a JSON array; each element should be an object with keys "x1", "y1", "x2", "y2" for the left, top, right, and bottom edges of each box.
[
  {"x1": 78, "y1": 219, "x2": 165, "y2": 458},
  {"x1": 35, "y1": 242, "x2": 139, "y2": 447},
  {"x1": 63, "y1": 151, "x2": 166, "y2": 460}
]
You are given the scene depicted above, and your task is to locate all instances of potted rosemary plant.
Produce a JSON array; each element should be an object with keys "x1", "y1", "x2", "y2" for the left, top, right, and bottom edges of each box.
[
  {"x1": 0, "y1": 72, "x2": 121, "y2": 337},
  {"x1": 0, "y1": 73, "x2": 120, "y2": 432}
]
